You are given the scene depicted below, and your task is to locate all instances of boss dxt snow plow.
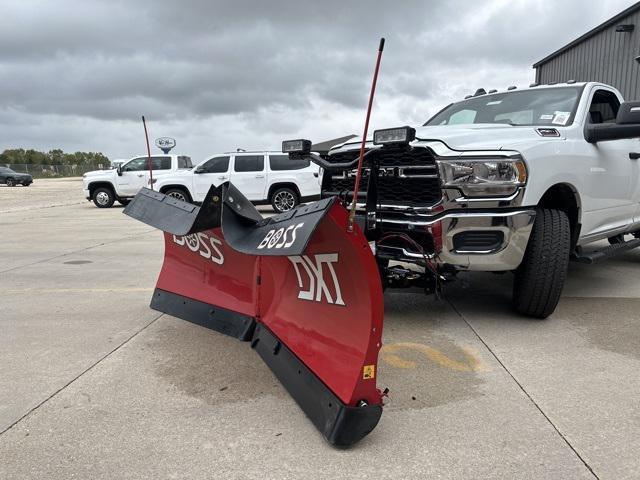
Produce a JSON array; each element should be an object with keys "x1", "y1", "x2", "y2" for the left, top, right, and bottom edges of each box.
[
  {"x1": 124, "y1": 183, "x2": 385, "y2": 446},
  {"x1": 125, "y1": 38, "x2": 389, "y2": 446}
]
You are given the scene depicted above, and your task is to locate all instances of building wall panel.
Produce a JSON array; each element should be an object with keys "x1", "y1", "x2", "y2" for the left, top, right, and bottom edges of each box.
[{"x1": 536, "y1": 9, "x2": 640, "y2": 100}]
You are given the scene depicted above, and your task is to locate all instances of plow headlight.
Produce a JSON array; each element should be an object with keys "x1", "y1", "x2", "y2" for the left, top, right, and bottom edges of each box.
[
  {"x1": 282, "y1": 139, "x2": 312, "y2": 155},
  {"x1": 373, "y1": 126, "x2": 416, "y2": 146},
  {"x1": 438, "y1": 158, "x2": 527, "y2": 197}
]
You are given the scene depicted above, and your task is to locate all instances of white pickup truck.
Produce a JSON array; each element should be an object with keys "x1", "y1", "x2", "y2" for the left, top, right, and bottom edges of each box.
[
  {"x1": 153, "y1": 151, "x2": 321, "y2": 213},
  {"x1": 82, "y1": 154, "x2": 193, "y2": 207},
  {"x1": 292, "y1": 81, "x2": 640, "y2": 318}
]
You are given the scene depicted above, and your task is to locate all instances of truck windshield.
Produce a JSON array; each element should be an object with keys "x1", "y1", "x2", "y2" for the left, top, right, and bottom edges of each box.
[{"x1": 425, "y1": 87, "x2": 583, "y2": 127}]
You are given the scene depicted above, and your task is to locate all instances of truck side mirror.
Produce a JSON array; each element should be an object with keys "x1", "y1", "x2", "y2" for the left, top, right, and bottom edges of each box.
[
  {"x1": 616, "y1": 101, "x2": 640, "y2": 125},
  {"x1": 117, "y1": 165, "x2": 123, "y2": 176},
  {"x1": 585, "y1": 101, "x2": 640, "y2": 143},
  {"x1": 194, "y1": 166, "x2": 204, "y2": 174}
]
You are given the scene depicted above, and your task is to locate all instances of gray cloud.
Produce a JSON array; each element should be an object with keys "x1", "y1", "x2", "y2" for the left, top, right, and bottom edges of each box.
[{"x1": 0, "y1": 0, "x2": 637, "y2": 161}]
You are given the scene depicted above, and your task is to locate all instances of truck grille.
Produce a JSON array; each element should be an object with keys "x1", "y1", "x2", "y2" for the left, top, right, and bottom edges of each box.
[{"x1": 323, "y1": 146, "x2": 441, "y2": 207}]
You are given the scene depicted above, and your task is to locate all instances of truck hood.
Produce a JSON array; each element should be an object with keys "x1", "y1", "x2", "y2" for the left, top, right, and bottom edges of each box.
[
  {"x1": 338, "y1": 124, "x2": 565, "y2": 152},
  {"x1": 414, "y1": 124, "x2": 564, "y2": 150}
]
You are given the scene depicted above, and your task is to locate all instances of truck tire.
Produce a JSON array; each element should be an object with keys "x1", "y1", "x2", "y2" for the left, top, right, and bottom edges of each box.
[
  {"x1": 118, "y1": 198, "x2": 131, "y2": 206},
  {"x1": 512, "y1": 209, "x2": 570, "y2": 319},
  {"x1": 92, "y1": 187, "x2": 115, "y2": 208},
  {"x1": 165, "y1": 188, "x2": 191, "y2": 203},
  {"x1": 6, "y1": 178, "x2": 15, "y2": 187},
  {"x1": 271, "y1": 187, "x2": 298, "y2": 213}
]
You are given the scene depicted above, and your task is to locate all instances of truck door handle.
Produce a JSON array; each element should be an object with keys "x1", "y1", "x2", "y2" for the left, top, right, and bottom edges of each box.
[
  {"x1": 217, "y1": 175, "x2": 228, "y2": 180},
  {"x1": 629, "y1": 152, "x2": 640, "y2": 160},
  {"x1": 255, "y1": 174, "x2": 265, "y2": 178},
  {"x1": 137, "y1": 174, "x2": 144, "y2": 177}
]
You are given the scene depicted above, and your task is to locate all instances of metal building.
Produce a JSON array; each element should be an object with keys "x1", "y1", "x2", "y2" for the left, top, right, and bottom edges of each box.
[{"x1": 533, "y1": 2, "x2": 640, "y2": 100}]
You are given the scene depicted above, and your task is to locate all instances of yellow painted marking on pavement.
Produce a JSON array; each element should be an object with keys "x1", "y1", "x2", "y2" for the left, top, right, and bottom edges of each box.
[
  {"x1": 380, "y1": 342, "x2": 486, "y2": 372},
  {"x1": 5, "y1": 288, "x2": 154, "y2": 294}
]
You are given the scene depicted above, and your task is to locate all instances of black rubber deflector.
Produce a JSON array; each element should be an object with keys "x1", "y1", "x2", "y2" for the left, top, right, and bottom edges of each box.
[
  {"x1": 250, "y1": 324, "x2": 382, "y2": 447},
  {"x1": 151, "y1": 288, "x2": 256, "y2": 341}
]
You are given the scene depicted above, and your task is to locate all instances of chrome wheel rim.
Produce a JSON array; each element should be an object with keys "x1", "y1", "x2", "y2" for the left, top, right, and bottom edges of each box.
[
  {"x1": 167, "y1": 191, "x2": 186, "y2": 202},
  {"x1": 96, "y1": 191, "x2": 110, "y2": 205},
  {"x1": 6, "y1": 179, "x2": 14, "y2": 186},
  {"x1": 274, "y1": 191, "x2": 295, "y2": 212}
]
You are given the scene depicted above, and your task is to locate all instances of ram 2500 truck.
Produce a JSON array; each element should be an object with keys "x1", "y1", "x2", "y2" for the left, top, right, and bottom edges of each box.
[{"x1": 286, "y1": 82, "x2": 640, "y2": 318}]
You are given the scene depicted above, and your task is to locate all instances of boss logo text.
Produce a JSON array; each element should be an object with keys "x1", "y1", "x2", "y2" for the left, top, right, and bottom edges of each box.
[
  {"x1": 172, "y1": 232, "x2": 224, "y2": 265},
  {"x1": 258, "y1": 223, "x2": 304, "y2": 250}
]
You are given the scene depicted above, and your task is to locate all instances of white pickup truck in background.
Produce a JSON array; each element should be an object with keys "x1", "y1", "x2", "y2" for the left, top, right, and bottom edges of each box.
[
  {"x1": 154, "y1": 151, "x2": 321, "y2": 213},
  {"x1": 83, "y1": 154, "x2": 193, "y2": 207}
]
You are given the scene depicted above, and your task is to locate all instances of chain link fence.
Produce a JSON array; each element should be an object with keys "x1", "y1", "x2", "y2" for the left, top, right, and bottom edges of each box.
[{"x1": 3, "y1": 163, "x2": 109, "y2": 178}]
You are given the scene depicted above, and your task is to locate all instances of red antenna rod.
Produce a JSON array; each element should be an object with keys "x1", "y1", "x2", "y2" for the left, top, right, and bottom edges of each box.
[
  {"x1": 142, "y1": 115, "x2": 154, "y2": 191},
  {"x1": 348, "y1": 37, "x2": 385, "y2": 232}
]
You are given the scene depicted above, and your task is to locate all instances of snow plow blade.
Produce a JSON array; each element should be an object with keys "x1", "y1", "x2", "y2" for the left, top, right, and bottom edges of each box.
[{"x1": 123, "y1": 185, "x2": 384, "y2": 446}]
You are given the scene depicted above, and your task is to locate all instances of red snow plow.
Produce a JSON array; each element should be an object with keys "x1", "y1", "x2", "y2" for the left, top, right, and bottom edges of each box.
[
  {"x1": 125, "y1": 37, "x2": 389, "y2": 446},
  {"x1": 124, "y1": 184, "x2": 385, "y2": 445}
]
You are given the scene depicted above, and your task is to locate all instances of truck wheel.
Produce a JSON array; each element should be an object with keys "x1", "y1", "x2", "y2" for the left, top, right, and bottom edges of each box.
[
  {"x1": 92, "y1": 187, "x2": 115, "y2": 208},
  {"x1": 6, "y1": 178, "x2": 15, "y2": 187},
  {"x1": 165, "y1": 188, "x2": 191, "y2": 203},
  {"x1": 512, "y1": 209, "x2": 570, "y2": 319},
  {"x1": 271, "y1": 187, "x2": 298, "y2": 213}
]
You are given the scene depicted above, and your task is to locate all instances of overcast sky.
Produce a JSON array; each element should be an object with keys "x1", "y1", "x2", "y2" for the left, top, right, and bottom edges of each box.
[{"x1": 0, "y1": 0, "x2": 637, "y2": 162}]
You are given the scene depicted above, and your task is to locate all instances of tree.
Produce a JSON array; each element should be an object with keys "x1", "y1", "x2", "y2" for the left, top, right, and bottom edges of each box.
[{"x1": 0, "y1": 148, "x2": 109, "y2": 165}]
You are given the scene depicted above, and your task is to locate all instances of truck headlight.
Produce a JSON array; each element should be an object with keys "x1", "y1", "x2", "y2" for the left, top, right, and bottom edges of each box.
[{"x1": 438, "y1": 158, "x2": 527, "y2": 197}]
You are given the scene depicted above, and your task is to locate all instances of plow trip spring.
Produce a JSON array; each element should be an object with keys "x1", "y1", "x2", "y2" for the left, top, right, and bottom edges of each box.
[{"x1": 124, "y1": 184, "x2": 385, "y2": 446}]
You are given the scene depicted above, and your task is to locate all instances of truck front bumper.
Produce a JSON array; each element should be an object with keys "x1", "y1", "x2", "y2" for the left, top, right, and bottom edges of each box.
[{"x1": 377, "y1": 209, "x2": 536, "y2": 271}]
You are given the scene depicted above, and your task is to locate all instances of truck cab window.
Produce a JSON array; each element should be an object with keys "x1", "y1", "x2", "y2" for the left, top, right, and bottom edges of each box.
[
  {"x1": 178, "y1": 156, "x2": 193, "y2": 169},
  {"x1": 122, "y1": 158, "x2": 147, "y2": 171},
  {"x1": 588, "y1": 90, "x2": 620, "y2": 124},
  {"x1": 150, "y1": 157, "x2": 172, "y2": 170}
]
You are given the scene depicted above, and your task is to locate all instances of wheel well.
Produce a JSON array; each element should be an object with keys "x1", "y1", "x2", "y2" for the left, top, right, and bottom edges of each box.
[
  {"x1": 538, "y1": 183, "x2": 581, "y2": 248},
  {"x1": 268, "y1": 183, "x2": 300, "y2": 201},
  {"x1": 159, "y1": 185, "x2": 192, "y2": 202},
  {"x1": 88, "y1": 182, "x2": 115, "y2": 196}
]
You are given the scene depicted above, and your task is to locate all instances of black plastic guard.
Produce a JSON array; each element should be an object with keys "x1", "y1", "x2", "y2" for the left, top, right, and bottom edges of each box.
[
  {"x1": 123, "y1": 183, "x2": 336, "y2": 256},
  {"x1": 123, "y1": 186, "x2": 224, "y2": 236},
  {"x1": 251, "y1": 324, "x2": 382, "y2": 447},
  {"x1": 221, "y1": 196, "x2": 335, "y2": 256}
]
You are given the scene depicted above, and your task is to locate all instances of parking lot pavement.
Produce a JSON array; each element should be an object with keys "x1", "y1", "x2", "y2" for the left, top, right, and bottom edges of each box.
[
  {"x1": 1, "y1": 179, "x2": 639, "y2": 479},
  {"x1": 0, "y1": 177, "x2": 86, "y2": 214}
]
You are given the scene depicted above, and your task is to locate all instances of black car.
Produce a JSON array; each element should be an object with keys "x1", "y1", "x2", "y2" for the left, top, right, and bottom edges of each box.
[{"x1": 0, "y1": 167, "x2": 33, "y2": 186}]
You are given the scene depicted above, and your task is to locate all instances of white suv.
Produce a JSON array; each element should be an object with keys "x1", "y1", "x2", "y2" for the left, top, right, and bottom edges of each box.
[{"x1": 154, "y1": 151, "x2": 321, "y2": 212}]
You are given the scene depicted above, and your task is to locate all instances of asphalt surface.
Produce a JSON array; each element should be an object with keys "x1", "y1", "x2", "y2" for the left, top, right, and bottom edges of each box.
[{"x1": 1, "y1": 179, "x2": 639, "y2": 479}]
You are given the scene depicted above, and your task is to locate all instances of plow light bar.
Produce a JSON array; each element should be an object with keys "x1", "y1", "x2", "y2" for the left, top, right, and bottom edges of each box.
[
  {"x1": 373, "y1": 126, "x2": 416, "y2": 146},
  {"x1": 282, "y1": 139, "x2": 312, "y2": 155}
]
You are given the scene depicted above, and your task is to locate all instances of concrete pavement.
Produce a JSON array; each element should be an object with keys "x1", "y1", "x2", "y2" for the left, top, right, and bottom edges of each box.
[{"x1": 1, "y1": 180, "x2": 639, "y2": 479}]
